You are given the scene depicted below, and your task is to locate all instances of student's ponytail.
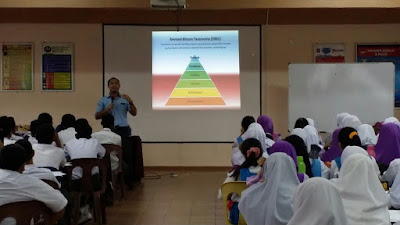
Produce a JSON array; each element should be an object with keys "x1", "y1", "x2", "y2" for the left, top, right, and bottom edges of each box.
[
  {"x1": 230, "y1": 138, "x2": 262, "y2": 180},
  {"x1": 338, "y1": 127, "x2": 362, "y2": 149}
]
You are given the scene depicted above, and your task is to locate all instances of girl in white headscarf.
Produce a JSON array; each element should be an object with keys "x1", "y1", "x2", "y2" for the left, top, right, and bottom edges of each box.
[
  {"x1": 382, "y1": 158, "x2": 400, "y2": 187},
  {"x1": 306, "y1": 118, "x2": 315, "y2": 127},
  {"x1": 232, "y1": 119, "x2": 268, "y2": 166},
  {"x1": 337, "y1": 112, "x2": 351, "y2": 128},
  {"x1": 342, "y1": 115, "x2": 362, "y2": 129},
  {"x1": 302, "y1": 125, "x2": 330, "y2": 179},
  {"x1": 291, "y1": 128, "x2": 307, "y2": 146},
  {"x1": 287, "y1": 177, "x2": 348, "y2": 225},
  {"x1": 341, "y1": 145, "x2": 380, "y2": 178},
  {"x1": 334, "y1": 153, "x2": 390, "y2": 225},
  {"x1": 238, "y1": 153, "x2": 300, "y2": 225},
  {"x1": 357, "y1": 124, "x2": 378, "y2": 147},
  {"x1": 384, "y1": 117, "x2": 400, "y2": 127},
  {"x1": 389, "y1": 170, "x2": 400, "y2": 209}
]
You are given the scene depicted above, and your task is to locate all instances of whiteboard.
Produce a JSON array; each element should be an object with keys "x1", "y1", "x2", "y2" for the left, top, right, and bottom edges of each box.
[{"x1": 289, "y1": 63, "x2": 394, "y2": 132}]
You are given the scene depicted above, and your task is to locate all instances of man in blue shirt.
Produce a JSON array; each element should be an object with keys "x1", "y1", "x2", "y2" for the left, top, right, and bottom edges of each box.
[{"x1": 95, "y1": 77, "x2": 137, "y2": 137}]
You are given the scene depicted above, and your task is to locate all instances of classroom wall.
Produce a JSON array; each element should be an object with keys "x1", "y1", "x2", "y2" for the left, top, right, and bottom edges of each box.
[
  {"x1": 0, "y1": 24, "x2": 103, "y2": 130},
  {"x1": 1, "y1": 23, "x2": 400, "y2": 167}
]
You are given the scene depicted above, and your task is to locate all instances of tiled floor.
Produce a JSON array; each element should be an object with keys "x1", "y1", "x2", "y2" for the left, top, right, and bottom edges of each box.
[{"x1": 100, "y1": 169, "x2": 228, "y2": 225}]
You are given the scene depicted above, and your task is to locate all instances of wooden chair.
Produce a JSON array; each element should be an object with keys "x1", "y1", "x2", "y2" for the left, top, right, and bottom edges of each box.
[
  {"x1": 102, "y1": 144, "x2": 124, "y2": 201},
  {"x1": 221, "y1": 181, "x2": 247, "y2": 225},
  {"x1": 0, "y1": 201, "x2": 55, "y2": 225},
  {"x1": 66, "y1": 158, "x2": 107, "y2": 225}
]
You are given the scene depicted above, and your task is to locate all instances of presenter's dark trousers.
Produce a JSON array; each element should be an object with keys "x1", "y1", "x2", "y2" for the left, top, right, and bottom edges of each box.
[{"x1": 115, "y1": 126, "x2": 135, "y2": 188}]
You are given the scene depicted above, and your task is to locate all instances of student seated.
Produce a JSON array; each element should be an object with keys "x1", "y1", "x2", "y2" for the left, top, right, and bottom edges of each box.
[
  {"x1": 0, "y1": 116, "x2": 15, "y2": 146},
  {"x1": 269, "y1": 141, "x2": 309, "y2": 182},
  {"x1": 0, "y1": 144, "x2": 67, "y2": 222},
  {"x1": 288, "y1": 178, "x2": 348, "y2": 225},
  {"x1": 92, "y1": 114, "x2": 121, "y2": 171},
  {"x1": 17, "y1": 139, "x2": 60, "y2": 188},
  {"x1": 231, "y1": 116, "x2": 267, "y2": 166},
  {"x1": 57, "y1": 114, "x2": 77, "y2": 147},
  {"x1": 329, "y1": 127, "x2": 362, "y2": 178},
  {"x1": 238, "y1": 153, "x2": 300, "y2": 225},
  {"x1": 256, "y1": 115, "x2": 276, "y2": 145},
  {"x1": 64, "y1": 119, "x2": 105, "y2": 181},
  {"x1": 333, "y1": 154, "x2": 389, "y2": 225},
  {"x1": 37, "y1": 113, "x2": 62, "y2": 148},
  {"x1": 374, "y1": 122, "x2": 400, "y2": 174},
  {"x1": 294, "y1": 117, "x2": 308, "y2": 129},
  {"x1": 25, "y1": 119, "x2": 40, "y2": 145},
  {"x1": 357, "y1": 124, "x2": 377, "y2": 149},
  {"x1": 32, "y1": 124, "x2": 66, "y2": 170},
  {"x1": 8, "y1": 117, "x2": 23, "y2": 142}
]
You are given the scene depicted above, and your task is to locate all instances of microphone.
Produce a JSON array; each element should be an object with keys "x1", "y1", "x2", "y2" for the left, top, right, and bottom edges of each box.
[{"x1": 111, "y1": 96, "x2": 115, "y2": 103}]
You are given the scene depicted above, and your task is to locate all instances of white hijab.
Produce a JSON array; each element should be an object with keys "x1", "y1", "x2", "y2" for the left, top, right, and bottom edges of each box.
[
  {"x1": 291, "y1": 128, "x2": 307, "y2": 146},
  {"x1": 288, "y1": 178, "x2": 348, "y2": 225},
  {"x1": 384, "y1": 117, "x2": 400, "y2": 127},
  {"x1": 238, "y1": 153, "x2": 300, "y2": 225},
  {"x1": 337, "y1": 112, "x2": 351, "y2": 128},
  {"x1": 382, "y1": 158, "x2": 400, "y2": 186},
  {"x1": 241, "y1": 122, "x2": 267, "y2": 152},
  {"x1": 390, "y1": 170, "x2": 400, "y2": 209},
  {"x1": 341, "y1": 146, "x2": 380, "y2": 178},
  {"x1": 342, "y1": 115, "x2": 362, "y2": 129},
  {"x1": 306, "y1": 118, "x2": 315, "y2": 127},
  {"x1": 335, "y1": 154, "x2": 390, "y2": 225},
  {"x1": 303, "y1": 125, "x2": 321, "y2": 153},
  {"x1": 357, "y1": 124, "x2": 378, "y2": 146}
]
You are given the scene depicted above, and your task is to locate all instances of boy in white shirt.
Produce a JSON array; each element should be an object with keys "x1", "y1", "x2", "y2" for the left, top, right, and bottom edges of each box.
[
  {"x1": 32, "y1": 124, "x2": 66, "y2": 170},
  {"x1": 57, "y1": 114, "x2": 77, "y2": 147},
  {"x1": 64, "y1": 119, "x2": 105, "y2": 180},
  {"x1": 92, "y1": 114, "x2": 121, "y2": 171},
  {"x1": 0, "y1": 144, "x2": 67, "y2": 222}
]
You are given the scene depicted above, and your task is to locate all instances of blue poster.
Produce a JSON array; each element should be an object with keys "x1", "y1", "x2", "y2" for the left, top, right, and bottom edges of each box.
[{"x1": 357, "y1": 44, "x2": 400, "y2": 107}]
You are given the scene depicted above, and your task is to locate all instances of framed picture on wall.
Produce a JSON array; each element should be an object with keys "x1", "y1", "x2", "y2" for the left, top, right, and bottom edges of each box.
[
  {"x1": 356, "y1": 44, "x2": 400, "y2": 107},
  {"x1": 41, "y1": 42, "x2": 74, "y2": 91},
  {"x1": 314, "y1": 43, "x2": 345, "y2": 63},
  {"x1": 1, "y1": 42, "x2": 34, "y2": 91}
]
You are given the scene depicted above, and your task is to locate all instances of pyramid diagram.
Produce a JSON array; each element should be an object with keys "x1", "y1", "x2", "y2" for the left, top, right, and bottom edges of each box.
[{"x1": 166, "y1": 56, "x2": 226, "y2": 106}]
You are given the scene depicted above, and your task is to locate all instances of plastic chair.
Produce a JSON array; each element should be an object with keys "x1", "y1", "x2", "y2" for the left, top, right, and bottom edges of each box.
[
  {"x1": 66, "y1": 158, "x2": 107, "y2": 225},
  {"x1": 221, "y1": 181, "x2": 247, "y2": 225},
  {"x1": 0, "y1": 201, "x2": 55, "y2": 225},
  {"x1": 102, "y1": 144, "x2": 124, "y2": 201}
]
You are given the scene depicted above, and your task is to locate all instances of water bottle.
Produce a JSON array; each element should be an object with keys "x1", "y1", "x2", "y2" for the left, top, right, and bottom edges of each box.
[{"x1": 297, "y1": 156, "x2": 306, "y2": 173}]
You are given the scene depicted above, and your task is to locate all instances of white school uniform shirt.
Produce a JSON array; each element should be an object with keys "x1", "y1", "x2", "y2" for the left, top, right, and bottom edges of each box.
[
  {"x1": 64, "y1": 138, "x2": 106, "y2": 179},
  {"x1": 382, "y1": 158, "x2": 400, "y2": 187},
  {"x1": 334, "y1": 154, "x2": 390, "y2": 225},
  {"x1": 28, "y1": 135, "x2": 57, "y2": 147},
  {"x1": 10, "y1": 134, "x2": 23, "y2": 141},
  {"x1": 0, "y1": 169, "x2": 67, "y2": 212},
  {"x1": 32, "y1": 143, "x2": 66, "y2": 170},
  {"x1": 92, "y1": 128, "x2": 122, "y2": 170},
  {"x1": 238, "y1": 153, "x2": 300, "y2": 225},
  {"x1": 58, "y1": 127, "x2": 77, "y2": 147},
  {"x1": 288, "y1": 178, "x2": 348, "y2": 225},
  {"x1": 23, "y1": 164, "x2": 61, "y2": 188},
  {"x1": 2, "y1": 138, "x2": 15, "y2": 146},
  {"x1": 92, "y1": 128, "x2": 122, "y2": 146}
]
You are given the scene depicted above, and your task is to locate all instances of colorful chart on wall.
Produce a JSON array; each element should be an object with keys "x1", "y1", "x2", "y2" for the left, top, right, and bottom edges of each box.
[
  {"x1": 152, "y1": 30, "x2": 240, "y2": 110},
  {"x1": 1, "y1": 43, "x2": 33, "y2": 91},
  {"x1": 41, "y1": 42, "x2": 73, "y2": 91},
  {"x1": 356, "y1": 44, "x2": 400, "y2": 107}
]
